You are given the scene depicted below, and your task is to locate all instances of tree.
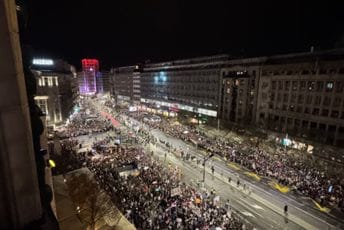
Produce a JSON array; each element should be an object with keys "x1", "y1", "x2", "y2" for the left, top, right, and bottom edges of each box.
[{"x1": 66, "y1": 172, "x2": 120, "y2": 230}]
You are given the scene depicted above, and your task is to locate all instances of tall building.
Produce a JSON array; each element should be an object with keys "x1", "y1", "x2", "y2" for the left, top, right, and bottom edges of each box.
[
  {"x1": 79, "y1": 59, "x2": 99, "y2": 95},
  {"x1": 31, "y1": 58, "x2": 78, "y2": 128},
  {"x1": 255, "y1": 50, "x2": 344, "y2": 147},
  {"x1": 100, "y1": 70, "x2": 111, "y2": 93},
  {"x1": 110, "y1": 66, "x2": 137, "y2": 104},
  {"x1": 139, "y1": 55, "x2": 229, "y2": 121}
]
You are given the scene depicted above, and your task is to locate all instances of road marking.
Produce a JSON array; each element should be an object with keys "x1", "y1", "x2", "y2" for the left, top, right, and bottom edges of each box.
[
  {"x1": 251, "y1": 204, "x2": 265, "y2": 210},
  {"x1": 312, "y1": 200, "x2": 331, "y2": 213},
  {"x1": 268, "y1": 181, "x2": 290, "y2": 193},
  {"x1": 227, "y1": 162, "x2": 241, "y2": 170},
  {"x1": 241, "y1": 211, "x2": 255, "y2": 217},
  {"x1": 244, "y1": 172, "x2": 261, "y2": 181}
]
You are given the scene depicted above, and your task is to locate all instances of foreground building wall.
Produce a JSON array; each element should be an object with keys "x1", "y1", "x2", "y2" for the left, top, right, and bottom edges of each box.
[{"x1": 0, "y1": 0, "x2": 42, "y2": 228}]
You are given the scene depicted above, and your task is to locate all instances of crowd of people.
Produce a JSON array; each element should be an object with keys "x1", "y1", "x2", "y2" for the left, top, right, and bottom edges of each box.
[
  {"x1": 85, "y1": 145, "x2": 244, "y2": 229},
  {"x1": 124, "y1": 110, "x2": 344, "y2": 211},
  {"x1": 57, "y1": 111, "x2": 113, "y2": 139},
  {"x1": 53, "y1": 104, "x2": 246, "y2": 229}
]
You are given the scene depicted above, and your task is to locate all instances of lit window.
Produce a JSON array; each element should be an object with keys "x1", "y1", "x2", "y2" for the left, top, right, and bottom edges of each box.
[
  {"x1": 48, "y1": 77, "x2": 53, "y2": 87},
  {"x1": 326, "y1": 82, "x2": 333, "y2": 90},
  {"x1": 38, "y1": 78, "x2": 42, "y2": 86},
  {"x1": 55, "y1": 77, "x2": 59, "y2": 86}
]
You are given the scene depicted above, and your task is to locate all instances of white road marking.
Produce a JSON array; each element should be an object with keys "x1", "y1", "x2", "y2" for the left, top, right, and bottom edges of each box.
[
  {"x1": 242, "y1": 211, "x2": 255, "y2": 217},
  {"x1": 252, "y1": 204, "x2": 265, "y2": 210}
]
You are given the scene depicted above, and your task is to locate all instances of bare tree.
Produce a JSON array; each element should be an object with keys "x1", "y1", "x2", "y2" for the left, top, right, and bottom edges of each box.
[{"x1": 66, "y1": 172, "x2": 120, "y2": 230}]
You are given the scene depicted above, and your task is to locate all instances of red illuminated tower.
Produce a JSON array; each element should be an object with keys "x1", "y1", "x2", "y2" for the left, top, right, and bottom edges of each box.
[{"x1": 80, "y1": 59, "x2": 99, "y2": 94}]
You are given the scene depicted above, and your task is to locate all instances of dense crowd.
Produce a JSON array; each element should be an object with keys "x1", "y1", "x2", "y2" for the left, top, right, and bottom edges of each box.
[
  {"x1": 57, "y1": 112, "x2": 112, "y2": 139},
  {"x1": 54, "y1": 108, "x2": 246, "y2": 229},
  {"x1": 85, "y1": 146, "x2": 244, "y2": 229},
  {"x1": 125, "y1": 110, "x2": 344, "y2": 211}
]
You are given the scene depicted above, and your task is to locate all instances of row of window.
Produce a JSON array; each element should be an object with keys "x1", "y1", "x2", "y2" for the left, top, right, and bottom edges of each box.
[
  {"x1": 38, "y1": 76, "x2": 59, "y2": 87},
  {"x1": 269, "y1": 93, "x2": 343, "y2": 108},
  {"x1": 262, "y1": 68, "x2": 344, "y2": 76},
  {"x1": 271, "y1": 80, "x2": 342, "y2": 92},
  {"x1": 265, "y1": 114, "x2": 344, "y2": 135},
  {"x1": 271, "y1": 103, "x2": 344, "y2": 119}
]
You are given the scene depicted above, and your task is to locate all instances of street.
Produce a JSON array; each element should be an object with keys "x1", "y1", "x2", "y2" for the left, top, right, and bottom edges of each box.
[{"x1": 91, "y1": 100, "x2": 344, "y2": 229}]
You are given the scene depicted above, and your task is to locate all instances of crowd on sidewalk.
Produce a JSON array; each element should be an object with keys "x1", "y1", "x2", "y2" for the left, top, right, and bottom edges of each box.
[{"x1": 125, "y1": 110, "x2": 344, "y2": 211}]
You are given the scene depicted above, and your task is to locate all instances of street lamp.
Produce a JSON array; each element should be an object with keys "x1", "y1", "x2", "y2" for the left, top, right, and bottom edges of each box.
[{"x1": 202, "y1": 152, "x2": 214, "y2": 183}]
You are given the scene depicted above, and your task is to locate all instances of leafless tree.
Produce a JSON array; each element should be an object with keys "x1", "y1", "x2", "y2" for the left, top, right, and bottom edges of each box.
[{"x1": 66, "y1": 172, "x2": 120, "y2": 230}]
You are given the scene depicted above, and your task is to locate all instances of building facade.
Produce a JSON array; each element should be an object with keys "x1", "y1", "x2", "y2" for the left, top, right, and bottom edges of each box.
[
  {"x1": 256, "y1": 50, "x2": 344, "y2": 147},
  {"x1": 139, "y1": 55, "x2": 229, "y2": 120},
  {"x1": 32, "y1": 59, "x2": 77, "y2": 127},
  {"x1": 79, "y1": 59, "x2": 99, "y2": 95},
  {"x1": 110, "y1": 66, "x2": 137, "y2": 103},
  {"x1": 110, "y1": 50, "x2": 344, "y2": 147},
  {"x1": 100, "y1": 70, "x2": 111, "y2": 93}
]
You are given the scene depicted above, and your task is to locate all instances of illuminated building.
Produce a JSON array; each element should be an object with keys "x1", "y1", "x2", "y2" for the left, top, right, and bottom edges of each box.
[
  {"x1": 31, "y1": 59, "x2": 78, "y2": 127},
  {"x1": 111, "y1": 50, "x2": 344, "y2": 148},
  {"x1": 79, "y1": 59, "x2": 99, "y2": 94}
]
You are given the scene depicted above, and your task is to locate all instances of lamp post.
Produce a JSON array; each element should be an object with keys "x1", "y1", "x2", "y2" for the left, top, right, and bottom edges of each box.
[{"x1": 202, "y1": 153, "x2": 214, "y2": 183}]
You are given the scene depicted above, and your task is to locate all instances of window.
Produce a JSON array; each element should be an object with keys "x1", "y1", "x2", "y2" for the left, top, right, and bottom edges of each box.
[
  {"x1": 306, "y1": 95, "x2": 312, "y2": 104},
  {"x1": 322, "y1": 109, "x2": 329, "y2": 117},
  {"x1": 326, "y1": 82, "x2": 334, "y2": 92},
  {"x1": 323, "y1": 96, "x2": 331, "y2": 106},
  {"x1": 316, "y1": 81, "x2": 324, "y2": 92},
  {"x1": 290, "y1": 94, "x2": 296, "y2": 103},
  {"x1": 277, "y1": 93, "x2": 282, "y2": 102},
  {"x1": 271, "y1": 92, "x2": 275, "y2": 101},
  {"x1": 296, "y1": 106, "x2": 303, "y2": 113},
  {"x1": 335, "y1": 81, "x2": 343, "y2": 93},
  {"x1": 55, "y1": 77, "x2": 59, "y2": 86},
  {"x1": 272, "y1": 81, "x2": 276, "y2": 90},
  {"x1": 312, "y1": 108, "x2": 320, "y2": 115},
  {"x1": 226, "y1": 88, "x2": 231, "y2": 94},
  {"x1": 38, "y1": 78, "x2": 42, "y2": 86},
  {"x1": 278, "y1": 81, "x2": 283, "y2": 90},
  {"x1": 283, "y1": 93, "x2": 288, "y2": 103},
  {"x1": 302, "y1": 120, "x2": 309, "y2": 128},
  {"x1": 331, "y1": 110, "x2": 339, "y2": 118},
  {"x1": 297, "y1": 94, "x2": 304, "y2": 104},
  {"x1": 289, "y1": 105, "x2": 295, "y2": 112},
  {"x1": 333, "y1": 97, "x2": 341, "y2": 107},
  {"x1": 314, "y1": 96, "x2": 321, "y2": 106},
  {"x1": 292, "y1": 81, "x2": 298, "y2": 91},
  {"x1": 285, "y1": 81, "x2": 290, "y2": 91},
  {"x1": 261, "y1": 81, "x2": 269, "y2": 89},
  {"x1": 308, "y1": 81, "x2": 315, "y2": 91},
  {"x1": 300, "y1": 81, "x2": 306, "y2": 90}
]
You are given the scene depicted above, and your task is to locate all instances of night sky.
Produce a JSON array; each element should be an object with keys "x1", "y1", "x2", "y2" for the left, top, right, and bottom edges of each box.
[{"x1": 22, "y1": 0, "x2": 344, "y2": 69}]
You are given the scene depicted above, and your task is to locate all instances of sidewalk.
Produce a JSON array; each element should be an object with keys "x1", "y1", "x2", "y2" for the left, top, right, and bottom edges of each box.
[
  {"x1": 53, "y1": 175, "x2": 85, "y2": 230},
  {"x1": 53, "y1": 170, "x2": 135, "y2": 230}
]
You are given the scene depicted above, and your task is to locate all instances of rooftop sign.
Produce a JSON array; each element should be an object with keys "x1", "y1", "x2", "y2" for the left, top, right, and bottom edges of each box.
[{"x1": 32, "y1": 59, "x2": 54, "y2": 66}]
